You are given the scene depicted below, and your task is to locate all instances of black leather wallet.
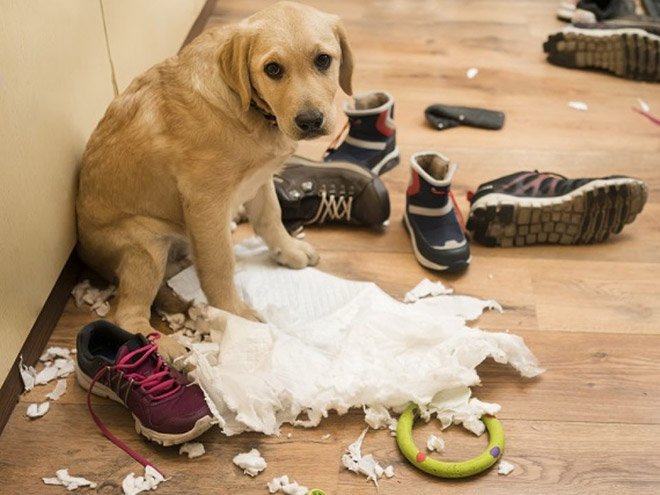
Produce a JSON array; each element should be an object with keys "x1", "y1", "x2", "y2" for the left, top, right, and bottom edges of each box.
[{"x1": 425, "y1": 104, "x2": 505, "y2": 131}]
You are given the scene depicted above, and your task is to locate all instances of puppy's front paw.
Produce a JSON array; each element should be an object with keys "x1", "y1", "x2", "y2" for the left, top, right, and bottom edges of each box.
[
  {"x1": 273, "y1": 239, "x2": 319, "y2": 269},
  {"x1": 225, "y1": 298, "x2": 264, "y2": 322},
  {"x1": 156, "y1": 333, "x2": 192, "y2": 371}
]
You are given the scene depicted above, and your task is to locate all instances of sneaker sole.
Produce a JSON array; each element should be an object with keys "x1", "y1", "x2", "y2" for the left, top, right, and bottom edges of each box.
[
  {"x1": 403, "y1": 214, "x2": 471, "y2": 272},
  {"x1": 543, "y1": 26, "x2": 660, "y2": 81},
  {"x1": 466, "y1": 178, "x2": 647, "y2": 247},
  {"x1": 76, "y1": 365, "x2": 214, "y2": 446}
]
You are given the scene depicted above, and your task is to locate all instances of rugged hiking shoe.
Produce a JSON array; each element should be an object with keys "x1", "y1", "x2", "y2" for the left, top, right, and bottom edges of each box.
[
  {"x1": 403, "y1": 152, "x2": 471, "y2": 273},
  {"x1": 466, "y1": 171, "x2": 648, "y2": 247},
  {"x1": 324, "y1": 91, "x2": 400, "y2": 175},
  {"x1": 572, "y1": 0, "x2": 636, "y2": 23},
  {"x1": 76, "y1": 320, "x2": 214, "y2": 447},
  {"x1": 543, "y1": 22, "x2": 660, "y2": 81},
  {"x1": 275, "y1": 155, "x2": 390, "y2": 231}
]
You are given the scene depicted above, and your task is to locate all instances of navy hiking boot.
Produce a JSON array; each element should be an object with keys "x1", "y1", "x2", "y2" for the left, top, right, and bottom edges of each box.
[
  {"x1": 324, "y1": 91, "x2": 400, "y2": 175},
  {"x1": 465, "y1": 171, "x2": 648, "y2": 247},
  {"x1": 403, "y1": 152, "x2": 471, "y2": 273}
]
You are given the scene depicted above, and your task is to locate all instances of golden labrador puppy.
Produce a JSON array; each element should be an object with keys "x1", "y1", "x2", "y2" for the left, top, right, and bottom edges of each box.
[{"x1": 76, "y1": 1, "x2": 353, "y2": 362}]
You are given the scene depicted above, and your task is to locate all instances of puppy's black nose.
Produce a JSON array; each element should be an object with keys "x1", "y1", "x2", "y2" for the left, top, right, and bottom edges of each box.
[{"x1": 295, "y1": 110, "x2": 324, "y2": 133}]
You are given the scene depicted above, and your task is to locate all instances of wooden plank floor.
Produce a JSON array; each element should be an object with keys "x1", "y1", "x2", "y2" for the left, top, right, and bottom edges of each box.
[{"x1": 2, "y1": 1, "x2": 659, "y2": 493}]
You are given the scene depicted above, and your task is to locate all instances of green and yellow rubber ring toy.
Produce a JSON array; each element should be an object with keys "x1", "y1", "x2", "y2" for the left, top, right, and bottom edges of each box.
[{"x1": 396, "y1": 404, "x2": 505, "y2": 478}]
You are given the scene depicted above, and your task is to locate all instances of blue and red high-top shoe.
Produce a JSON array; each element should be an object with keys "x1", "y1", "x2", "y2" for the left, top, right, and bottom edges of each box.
[
  {"x1": 403, "y1": 152, "x2": 471, "y2": 273},
  {"x1": 324, "y1": 91, "x2": 400, "y2": 175}
]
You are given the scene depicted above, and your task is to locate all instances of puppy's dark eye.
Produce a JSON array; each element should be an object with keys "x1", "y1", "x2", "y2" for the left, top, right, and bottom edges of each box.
[
  {"x1": 264, "y1": 62, "x2": 283, "y2": 79},
  {"x1": 314, "y1": 54, "x2": 332, "y2": 71}
]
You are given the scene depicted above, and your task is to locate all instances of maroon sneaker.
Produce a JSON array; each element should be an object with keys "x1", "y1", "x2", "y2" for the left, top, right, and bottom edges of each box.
[{"x1": 76, "y1": 320, "x2": 214, "y2": 449}]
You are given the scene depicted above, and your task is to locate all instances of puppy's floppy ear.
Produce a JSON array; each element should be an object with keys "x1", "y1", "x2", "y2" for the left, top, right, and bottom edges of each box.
[
  {"x1": 333, "y1": 19, "x2": 354, "y2": 96},
  {"x1": 218, "y1": 26, "x2": 253, "y2": 111}
]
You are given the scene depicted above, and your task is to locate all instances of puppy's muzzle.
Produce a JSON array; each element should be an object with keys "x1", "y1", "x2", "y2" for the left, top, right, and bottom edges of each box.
[{"x1": 295, "y1": 109, "x2": 325, "y2": 136}]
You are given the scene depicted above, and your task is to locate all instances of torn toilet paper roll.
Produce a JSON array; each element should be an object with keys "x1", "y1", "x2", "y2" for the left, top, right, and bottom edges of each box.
[{"x1": 169, "y1": 238, "x2": 543, "y2": 437}]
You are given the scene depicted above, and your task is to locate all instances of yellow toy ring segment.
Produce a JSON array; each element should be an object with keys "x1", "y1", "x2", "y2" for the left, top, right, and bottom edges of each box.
[{"x1": 396, "y1": 404, "x2": 505, "y2": 478}]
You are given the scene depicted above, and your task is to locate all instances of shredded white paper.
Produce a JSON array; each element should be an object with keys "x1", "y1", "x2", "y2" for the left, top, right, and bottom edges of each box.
[
  {"x1": 35, "y1": 364, "x2": 59, "y2": 385},
  {"x1": 42, "y1": 469, "x2": 97, "y2": 491},
  {"x1": 179, "y1": 442, "x2": 205, "y2": 459},
  {"x1": 426, "y1": 434, "x2": 445, "y2": 452},
  {"x1": 40, "y1": 346, "x2": 71, "y2": 362},
  {"x1": 384, "y1": 465, "x2": 395, "y2": 478},
  {"x1": 466, "y1": 67, "x2": 479, "y2": 79},
  {"x1": 498, "y1": 460, "x2": 515, "y2": 475},
  {"x1": 71, "y1": 280, "x2": 116, "y2": 317},
  {"x1": 34, "y1": 357, "x2": 75, "y2": 386},
  {"x1": 233, "y1": 448, "x2": 267, "y2": 477},
  {"x1": 568, "y1": 101, "x2": 588, "y2": 111},
  {"x1": 267, "y1": 475, "x2": 308, "y2": 495},
  {"x1": 19, "y1": 356, "x2": 37, "y2": 392},
  {"x1": 363, "y1": 405, "x2": 397, "y2": 430},
  {"x1": 320, "y1": 433, "x2": 331, "y2": 440},
  {"x1": 404, "y1": 278, "x2": 453, "y2": 303},
  {"x1": 26, "y1": 402, "x2": 50, "y2": 418},
  {"x1": 637, "y1": 98, "x2": 650, "y2": 113},
  {"x1": 341, "y1": 428, "x2": 389, "y2": 486},
  {"x1": 46, "y1": 379, "x2": 67, "y2": 401},
  {"x1": 169, "y1": 238, "x2": 542, "y2": 437},
  {"x1": 121, "y1": 465, "x2": 165, "y2": 495}
]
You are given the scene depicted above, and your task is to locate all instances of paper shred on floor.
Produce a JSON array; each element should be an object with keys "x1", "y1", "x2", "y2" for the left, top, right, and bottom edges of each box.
[
  {"x1": 384, "y1": 465, "x2": 395, "y2": 478},
  {"x1": 122, "y1": 465, "x2": 165, "y2": 495},
  {"x1": 403, "y1": 278, "x2": 453, "y2": 303},
  {"x1": 179, "y1": 442, "x2": 205, "y2": 459},
  {"x1": 498, "y1": 460, "x2": 515, "y2": 475},
  {"x1": 27, "y1": 402, "x2": 50, "y2": 418},
  {"x1": 40, "y1": 347, "x2": 71, "y2": 362},
  {"x1": 35, "y1": 365, "x2": 59, "y2": 385},
  {"x1": 71, "y1": 280, "x2": 116, "y2": 317},
  {"x1": 321, "y1": 433, "x2": 331, "y2": 440},
  {"x1": 54, "y1": 357, "x2": 76, "y2": 378},
  {"x1": 233, "y1": 448, "x2": 267, "y2": 477},
  {"x1": 568, "y1": 101, "x2": 588, "y2": 111},
  {"x1": 466, "y1": 67, "x2": 479, "y2": 79},
  {"x1": 637, "y1": 98, "x2": 650, "y2": 113},
  {"x1": 267, "y1": 475, "x2": 308, "y2": 495},
  {"x1": 19, "y1": 356, "x2": 37, "y2": 392},
  {"x1": 46, "y1": 379, "x2": 67, "y2": 401},
  {"x1": 43, "y1": 469, "x2": 97, "y2": 491},
  {"x1": 426, "y1": 434, "x2": 445, "y2": 452},
  {"x1": 363, "y1": 405, "x2": 397, "y2": 430},
  {"x1": 341, "y1": 428, "x2": 389, "y2": 487}
]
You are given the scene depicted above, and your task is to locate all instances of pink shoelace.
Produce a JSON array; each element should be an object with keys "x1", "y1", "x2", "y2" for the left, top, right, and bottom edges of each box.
[{"x1": 87, "y1": 333, "x2": 180, "y2": 476}]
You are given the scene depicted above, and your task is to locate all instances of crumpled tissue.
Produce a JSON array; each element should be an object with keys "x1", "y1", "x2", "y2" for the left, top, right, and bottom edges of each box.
[
  {"x1": 122, "y1": 465, "x2": 165, "y2": 495},
  {"x1": 267, "y1": 475, "x2": 308, "y2": 495},
  {"x1": 179, "y1": 442, "x2": 205, "y2": 459},
  {"x1": 42, "y1": 469, "x2": 97, "y2": 491},
  {"x1": 341, "y1": 427, "x2": 392, "y2": 486},
  {"x1": 233, "y1": 448, "x2": 267, "y2": 476},
  {"x1": 168, "y1": 238, "x2": 543, "y2": 437}
]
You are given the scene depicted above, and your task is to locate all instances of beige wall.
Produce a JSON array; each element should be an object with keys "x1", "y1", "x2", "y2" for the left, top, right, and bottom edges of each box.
[{"x1": 0, "y1": 0, "x2": 206, "y2": 384}]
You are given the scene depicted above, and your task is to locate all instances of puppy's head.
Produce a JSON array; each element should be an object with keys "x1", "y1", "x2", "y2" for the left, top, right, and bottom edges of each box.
[{"x1": 219, "y1": 1, "x2": 353, "y2": 140}]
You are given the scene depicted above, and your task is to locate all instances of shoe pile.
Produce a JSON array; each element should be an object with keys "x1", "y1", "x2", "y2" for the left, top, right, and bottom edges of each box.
[
  {"x1": 275, "y1": 91, "x2": 398, "y2": 232},
  {"x1": 545, "y1": 0, "x2": 660, "y2": 81}
]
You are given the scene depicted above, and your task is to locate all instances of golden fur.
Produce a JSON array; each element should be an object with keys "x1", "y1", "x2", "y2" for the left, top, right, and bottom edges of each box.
[{"x1": 76, "y1": 1, "x2": 353, "y2": 363}]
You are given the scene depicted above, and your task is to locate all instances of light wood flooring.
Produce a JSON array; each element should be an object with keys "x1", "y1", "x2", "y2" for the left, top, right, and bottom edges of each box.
[{"x1": 1, "y1": 0, "x2": 659, "y2": 493}]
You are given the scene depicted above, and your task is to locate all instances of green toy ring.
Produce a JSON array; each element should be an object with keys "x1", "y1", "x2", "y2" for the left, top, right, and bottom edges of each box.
[{"x1": 396, "y1": 404, "x2": 505, "y2": 478}]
